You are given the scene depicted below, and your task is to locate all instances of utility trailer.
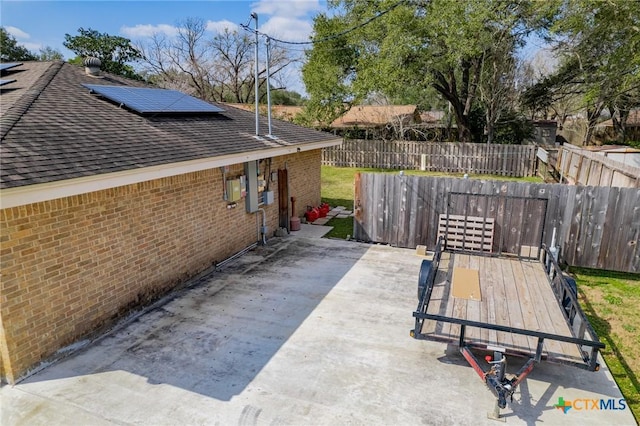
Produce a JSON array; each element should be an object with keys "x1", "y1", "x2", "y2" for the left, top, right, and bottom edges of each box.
[{"x1": 410, "y1": 193, "x2": 604, "y2": 421}]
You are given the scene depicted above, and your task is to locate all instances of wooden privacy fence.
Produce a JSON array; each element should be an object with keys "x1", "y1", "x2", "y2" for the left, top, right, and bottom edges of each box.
[
  {"x1": 322, "y1": 140, "x2": 537, "y2": 177},
  {"x1": 556, "y1": 143, "x2": 640, "y2": 188},
  {"x1": 353, "y1": 173, "x2": 640, "y2": 273}
]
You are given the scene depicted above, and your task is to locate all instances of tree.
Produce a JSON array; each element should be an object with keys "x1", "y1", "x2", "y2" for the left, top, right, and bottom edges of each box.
[
  {"x1": 478, "y1": 32, "x2": 519, "y2": 144},
  {"x1": 63, "y1": 27, "x2": 143, "y2": 78},
  {"x1": 38, "y1": 46, "x2": 64, "y2": 61},
  {"x1": 137, "y1": 18, "x2": 299, "y2": 103},
  {"x1": 0, "y1": 27, "x2": 37, "y2": 61},
  {"x1": 543, "y1": 0, "x2": 640, "y2": 144},
  {"x1": 301, "y1": 13, "x2": 360, "y2": 126},
  {"x1": 302, "y1": 0, "x2": 551, "y2": 141},
  {"x1": 270, "y1": 89, "x2": 304, "y2": 106}
]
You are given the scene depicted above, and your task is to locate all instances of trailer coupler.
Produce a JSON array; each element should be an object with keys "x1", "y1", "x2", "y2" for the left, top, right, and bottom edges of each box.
[{"x1": 460, "y1": 346, "x2": 535, "y2": 421}]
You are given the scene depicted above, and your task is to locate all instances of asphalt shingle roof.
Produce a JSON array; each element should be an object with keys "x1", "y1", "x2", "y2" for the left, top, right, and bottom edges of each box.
[{"x1": 0, "y1": 61, "x2": 338, "y2": 189}]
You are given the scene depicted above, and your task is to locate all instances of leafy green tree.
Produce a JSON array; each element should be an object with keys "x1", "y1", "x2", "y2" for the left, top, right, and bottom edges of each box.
[
  {"x1": 301, "y1": 13, "x2": 357, "y2": 126},
  {"x1": 63, "y1": 27, "x2": 142, "y2": 79},
  {"x1": 302, "y1": 0, "x2": 550, "y2": 141},
  {"x1": 0, "y1": 27, "x2": 37, "y2": 61},
  {"x1": 544, "y1": 0, "x2": 640, "y2": 144},
  {"x1": 270, "y1": 89, "x2": 304, "y2": 106},
  {"x1": 38, "y1": 46, "x2": 64, "y2": 61}
]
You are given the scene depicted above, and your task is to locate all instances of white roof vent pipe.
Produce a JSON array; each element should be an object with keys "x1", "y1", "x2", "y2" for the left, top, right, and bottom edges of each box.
[{"x1": 84, "y1": 57, "x2": 102, "y2": 77}]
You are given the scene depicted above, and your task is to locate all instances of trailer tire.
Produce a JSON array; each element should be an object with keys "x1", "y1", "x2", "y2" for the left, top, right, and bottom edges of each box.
[{"x1": 418, "y1": 259, "x2": 433, "y2": 300}]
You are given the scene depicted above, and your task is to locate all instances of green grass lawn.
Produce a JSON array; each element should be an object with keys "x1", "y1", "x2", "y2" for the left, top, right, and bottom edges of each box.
[{"x1": 570, "y1": 267, "x2": 640, "y2": 422}]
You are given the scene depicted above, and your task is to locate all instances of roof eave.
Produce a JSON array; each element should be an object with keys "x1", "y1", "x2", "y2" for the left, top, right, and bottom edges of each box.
[{"x1": 0, "y1": 138, "x2": 342, "y2": 209}]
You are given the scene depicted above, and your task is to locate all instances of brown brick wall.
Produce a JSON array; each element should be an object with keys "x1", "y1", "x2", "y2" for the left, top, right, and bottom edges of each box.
[{"x1": 0, "y1": 150, "x2": 321, "y2": 383}]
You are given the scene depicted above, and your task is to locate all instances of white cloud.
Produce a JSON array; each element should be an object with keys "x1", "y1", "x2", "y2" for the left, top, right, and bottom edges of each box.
[
  {"x1": 260, "y1": 16, "x2": 313, "y2": 43},
  {"x1": 120, "y1": 24, "x2": 179, "y2": 39},
  {"x1": 206, "y1": 20, "x2": 239, "y2": 34},
  {"x1": 21, "y1": 42, "x2": 42, "y2": 51},
  {"x1": 251, "y1": 0, "x2": 322, "y2": 18},
  {"x1": 5, "y1": 26, "x2": 30, "y2": 40}
]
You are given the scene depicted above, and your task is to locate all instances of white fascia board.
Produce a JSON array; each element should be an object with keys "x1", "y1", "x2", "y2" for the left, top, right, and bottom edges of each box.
[{"x1": 0, "y1": 138, "x2": 342, "y2": 209}]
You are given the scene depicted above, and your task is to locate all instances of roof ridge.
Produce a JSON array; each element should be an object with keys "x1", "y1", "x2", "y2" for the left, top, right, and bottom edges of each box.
[{"x1": 1, "y1": 61, "x2": 64, "y2": 140}]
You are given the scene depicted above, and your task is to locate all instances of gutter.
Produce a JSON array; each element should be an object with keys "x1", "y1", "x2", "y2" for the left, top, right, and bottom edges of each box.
[{"x1": 0, "y1": 138, "x2": 342, "y2": 209}]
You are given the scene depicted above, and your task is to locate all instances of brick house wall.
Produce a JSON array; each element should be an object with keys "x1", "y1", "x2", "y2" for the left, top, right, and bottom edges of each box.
[{"x1": 0, "y1": 150, "x2": 321, "y2": 383}]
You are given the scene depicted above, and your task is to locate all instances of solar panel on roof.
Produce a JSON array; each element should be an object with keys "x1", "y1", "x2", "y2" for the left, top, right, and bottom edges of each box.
[
  {"x1": 82, "y1": 84, "x2": 224, "y2": 115},
  {"x1": 0, "y1": 63, "x2": 23, "y2": 72},
  {"x1": 0, "y1": 79, "x2": 17, "y2": 86}
]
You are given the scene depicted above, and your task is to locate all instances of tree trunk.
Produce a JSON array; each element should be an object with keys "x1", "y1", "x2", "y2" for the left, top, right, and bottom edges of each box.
[
  {"x1": 454, "y1": 109, "x2": 472, "y2": 142},
  {"x1": 486, "y1": 122, "x2": 494, "y2": 144},
  {"x1": 431, "y1": 66, "x2": 476, "y2": 143},
  {"x1": 584, "y1": 102, "x2": 605, "y2": 145}
]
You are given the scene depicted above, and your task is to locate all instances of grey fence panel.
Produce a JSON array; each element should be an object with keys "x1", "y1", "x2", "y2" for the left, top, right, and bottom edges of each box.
[{"x1": 354, "y1": 173, "x2": 640, "y2": 273}]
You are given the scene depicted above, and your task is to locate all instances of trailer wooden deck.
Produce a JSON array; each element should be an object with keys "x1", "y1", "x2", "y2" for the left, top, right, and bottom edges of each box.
[{"x1": 418, "y1": 252, "x2": 585, "y2": 364}]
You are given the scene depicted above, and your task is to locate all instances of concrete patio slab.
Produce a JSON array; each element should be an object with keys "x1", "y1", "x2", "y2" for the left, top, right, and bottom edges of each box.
[
  {"x1": 289, "y1": 223, "x2": 333, "y2": 238},
  {"x1": 0, "y1": 237, "x2": 635, "y2": 426},
  {"x1": 310, "y1": 217, "x2": 331, "y2": 226}
]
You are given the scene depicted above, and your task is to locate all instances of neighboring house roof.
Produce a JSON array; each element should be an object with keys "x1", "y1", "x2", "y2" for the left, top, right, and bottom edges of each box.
[
  {"x1": 272, "y1": 105, "x2": 304, "y2": 122},
  {"x1": 330, "y1": 105, "x2": 418, "y2": 128},
  {"x1": 0, "y1": 62, "x2": 340, "y2": 208}
]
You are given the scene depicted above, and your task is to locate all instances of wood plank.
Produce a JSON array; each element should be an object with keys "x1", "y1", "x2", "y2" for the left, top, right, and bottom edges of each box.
[
  {"x1": 498, "y1": 258, "x2": 530, "y2": 353},
  {"x1": 465, "y1": 255, "x2": 483, "y2": 343},
  {"x1": 511, "y1": 260, "x2": 544, "y2": 354},
  {"x1": 479, "y1": 256, "x2": 497, "y2": 345},
  {"x1": 486, "y1": 257, "x2": 513, "y2": 347},
  {"x1": 448, "y1": 254, "x2": 469, "y2": 340},
  {"x1": 597, "y1": 187, "x2": 620, "y2": 269},
  {"x1": 610, "y1": 188, "x2": 640, "y2": 271},
  {"x1": 529, "y1": 262, "x2": 585, "y2": 362},
  {"x1": 520, "y1": 261, "x2": 570, "y2": 359}
]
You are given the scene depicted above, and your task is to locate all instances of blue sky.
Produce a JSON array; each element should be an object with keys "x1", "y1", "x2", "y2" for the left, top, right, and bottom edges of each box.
[
  {"x1": 2, "y1": 0, "x2": 328, "y2": 92},
  {"x1": 1, "y1": 1, "x2": 327, "y2": 55}
]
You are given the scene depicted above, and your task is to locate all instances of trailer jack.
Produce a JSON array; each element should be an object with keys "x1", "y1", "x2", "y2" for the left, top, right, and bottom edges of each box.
[{"x1": 460, "y1": 346, "x2": 535, "y2": 421}]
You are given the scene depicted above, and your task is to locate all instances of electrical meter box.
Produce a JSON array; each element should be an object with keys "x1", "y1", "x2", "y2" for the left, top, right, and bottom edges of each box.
[
  {"x1": 227, "y1": 178, "x2": 242, "y2": 202},
  {"x1": 263, "y1": 190, "x2": 274, "y2": 205}
]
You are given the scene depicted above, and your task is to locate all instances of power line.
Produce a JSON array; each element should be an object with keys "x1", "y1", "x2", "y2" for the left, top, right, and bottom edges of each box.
[{"x1": 240, "y1": 0, "x2": 407, "y2": 46}]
